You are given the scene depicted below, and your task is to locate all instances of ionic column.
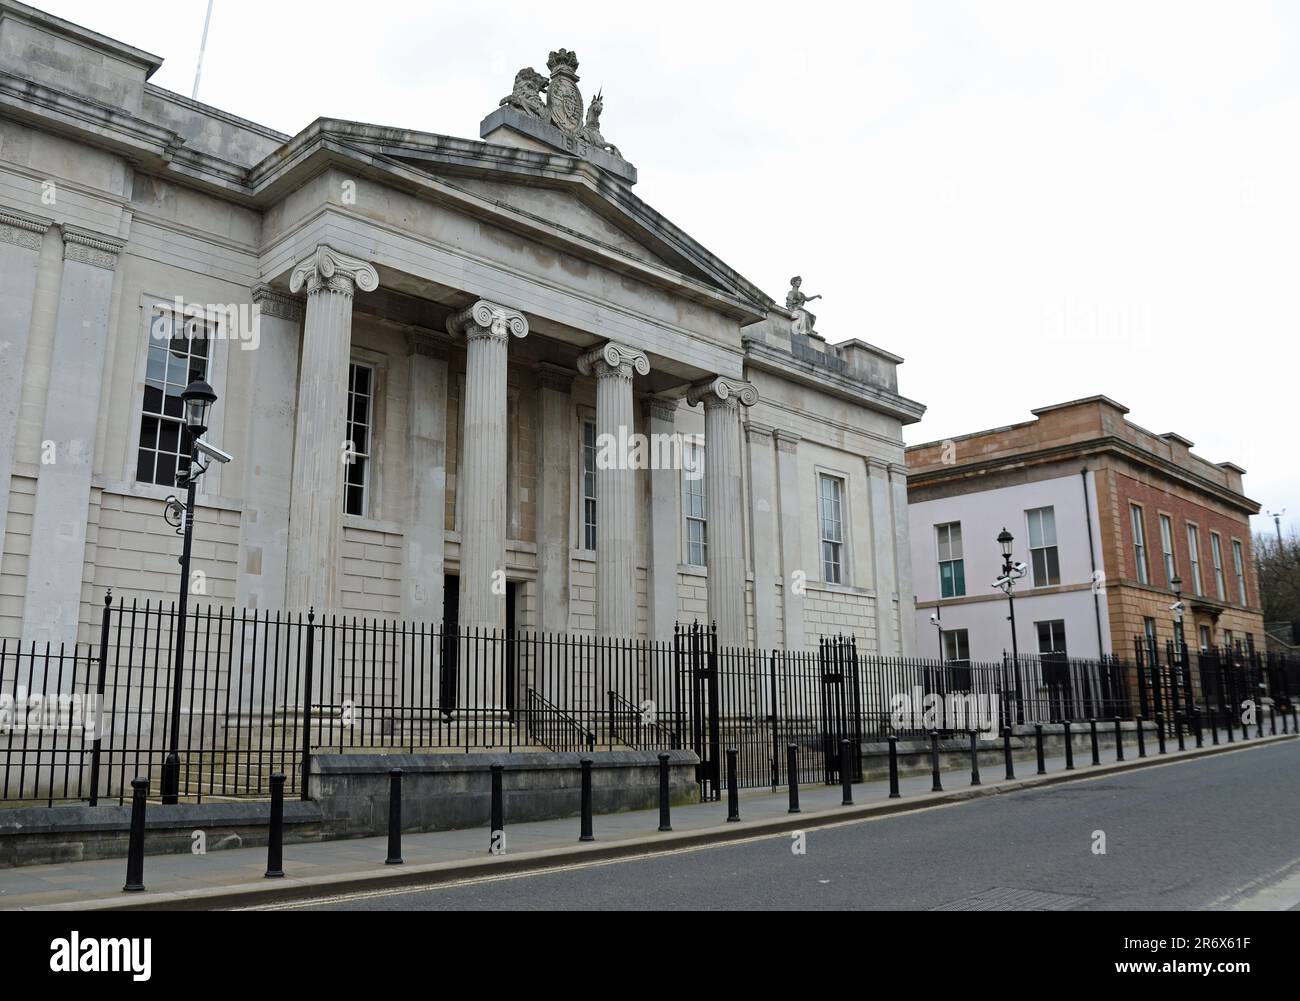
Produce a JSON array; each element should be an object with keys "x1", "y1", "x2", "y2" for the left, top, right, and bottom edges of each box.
[
  {"x1": 446, "y1": 300, "x2": 529, "y2": 632},
  {"x1": 0, "y1": 211, "x2": 51, "y2": 573},
  {"x1": 774, "y1": 431, "x2": 805, "y2": 649},
  {"x1": 867, "y1": 456, "x2": 899, "y2": 655},
  {"x1": 285, "y1": 245, "x2": 378, "y2": 614},
  {"x1": 687, "y1": 376, "x2": 757, "y2": 648},
  {"x1": 745, "y1": 421, "x2": 778, "y2": 651},
  {"x1": 577, "y1": 342, "x2": 649, "y2": 638},
  {"x1": 24, "y1": 225, "x2": 123, "y2": 647},
  {"x1": 644, "y1": 397, "x2": 680, "y2": 643},
  {"x1": 236, "y1": 285, "x2": 302, "y2": 611}
]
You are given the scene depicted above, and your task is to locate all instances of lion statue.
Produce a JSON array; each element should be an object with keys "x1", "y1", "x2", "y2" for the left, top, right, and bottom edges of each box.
[{"x1": 500, "y1": 67, "x2": 548, "y2": 120}]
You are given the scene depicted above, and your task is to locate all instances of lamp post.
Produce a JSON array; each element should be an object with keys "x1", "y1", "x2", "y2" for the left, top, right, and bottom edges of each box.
[
  {"x1": 160, "y1": 379, "x2": 217, "y2": 805},
  {"x1": 995, "y1": 527, "x2": 1026, "y2": 724}
]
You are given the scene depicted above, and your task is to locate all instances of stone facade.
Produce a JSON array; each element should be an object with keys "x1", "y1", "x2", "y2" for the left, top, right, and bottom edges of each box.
[
  {"x1": 907, "y1": 396, "x2": 1263, "y2": 663},
  {"x1": 0, "y1": 3, "x2": 923, "y2": 658}
]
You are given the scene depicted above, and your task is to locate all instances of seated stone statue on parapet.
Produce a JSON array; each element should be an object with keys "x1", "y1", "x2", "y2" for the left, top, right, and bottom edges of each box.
[
  {"x1": 786, "y1": 276, "x2": 822, "y2": 336},
  {"x1": 500, "y1": 67, "x2": 548, "y2": 120},
  {"x1": 580, "y1": 90, "x2": 621, "y2": 158}
]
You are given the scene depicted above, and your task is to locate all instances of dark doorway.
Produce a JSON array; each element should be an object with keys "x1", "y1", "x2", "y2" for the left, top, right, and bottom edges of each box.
[{"x1": 439, "y1": 575, "x2": 516, "y2": 713}]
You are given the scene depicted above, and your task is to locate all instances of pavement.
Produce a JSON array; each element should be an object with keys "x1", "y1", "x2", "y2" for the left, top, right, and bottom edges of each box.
[{"x1": 0, "y1": 727, "x2": 1294, "y2": 911}]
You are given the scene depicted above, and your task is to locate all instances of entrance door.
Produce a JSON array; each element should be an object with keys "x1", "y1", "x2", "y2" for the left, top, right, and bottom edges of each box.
[{"x1": 439, "y1": 576, "x2": 516, "y2": 713}]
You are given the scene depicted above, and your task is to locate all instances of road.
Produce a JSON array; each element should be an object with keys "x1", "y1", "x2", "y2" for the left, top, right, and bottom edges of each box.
[{"x1": 284, "y1": 739, "x2": 1300, "y2": 910}]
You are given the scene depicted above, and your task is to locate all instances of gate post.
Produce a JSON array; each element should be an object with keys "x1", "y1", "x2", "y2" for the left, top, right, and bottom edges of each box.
[
  {"x1": 300, "y1": 608, "x2": 316, "y2": 801},
  {"x1": 769, "y1": 649, "x2": 781, "y2": 789},
  {"x1": 89, "y1": 590, "x2": 113, "y2": 808}
]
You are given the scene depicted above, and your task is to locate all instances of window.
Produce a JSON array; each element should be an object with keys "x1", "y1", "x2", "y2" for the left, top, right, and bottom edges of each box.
[
  {"x1": 1143, "y1": 617, "x2": 1157, "y2": 658},
  {"x1": 818, "y1": 474, "x2": 845, "y2": 584},
  {"x1": 581, "y1": 420, "x2": 597, "y2": 550},
  {"x1": 1198, "y1": 625, "x2": 1211, "y2": 651},
  {"x1": 1035, "y1": 620, "x2": 1067, "y2": 656},
  {"x1": 942, "y1": 628, "x2": 969, "y2": 664},
  {"x1": 682, "y1": 441, "x2": 706, "y2": 567},
  {"x1": 935, "y1": 522, "x2": 965, "y2": 598},
  {"x1": 1231, "y1": 539, "x2": 1247, "y2": 605},
  {"x1": 136, "y1": 309, "x2": 210, "y2": 488},
  {"x1": 1026, "y1": 506, "x2": 1060, "y2": 587},
  {"x1": 1187, "y1": 525, "x2": 1203, "y2": 596},
  {"x1": 1210, "y1": 532, "x2": 1226, "y2": 600},
  {"x1": 1130, "y1": 505, "x2": 1149, "y2": 585},
  {"x1": 1159, "y1": 514, "x2": 1176, "y2": 584},
  {"x1": 343, "y1": 363, "x2": 374, "y2": 516}
]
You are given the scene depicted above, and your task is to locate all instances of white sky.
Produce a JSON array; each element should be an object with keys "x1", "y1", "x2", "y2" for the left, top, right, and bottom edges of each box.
[{"x1": 34, "y1": 0, "x2": 1300, "y2": 540}]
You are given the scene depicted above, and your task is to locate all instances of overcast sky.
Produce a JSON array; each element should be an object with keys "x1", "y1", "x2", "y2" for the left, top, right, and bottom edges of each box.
[{"x1": 36, "y1": 0, "x2": 1300, "y2": 540}]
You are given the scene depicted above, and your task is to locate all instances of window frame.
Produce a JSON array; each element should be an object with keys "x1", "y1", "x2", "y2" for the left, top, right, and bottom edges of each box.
[
  {"x1": 580, "y1": 417, "x2": 598, "y2": 552},
  {"x1": 343, "y1": 360, "x2": 376, "y2": 518},
  {"x1": 1035, "y1": 619, "x2": 1068, "y2": 656},
  {"x1": 1210, "y1": 531, "x2": 1226, "y2": 601},
  {"x1": 942, "y1": 627, "x2": 970, "y2": 665},
  {"x1": 1025, "y1": 506, "x2": 1060, "y2": 588},
  {"x1": 1158, "y1": 513, "x2": 1176, "y2": 585},
  {"x1": 1130, "y1": 504, "x2": 1149, "y2": 585},
  {"x1": 681, "y1": 439, "x2": 706, "y2": 567},
  {"x1": 935, "y1": 521, "x2": 965, "y2": 598},
  {"x1": 1186, "y1": 523, "x2": 1203, "y2": 596},
  {"x1": 1231, "y1": 538, "x2": 1247, "y2": 605},
  {"x1": 817, "y1": 472, "x2": 846, "y2": 585}
]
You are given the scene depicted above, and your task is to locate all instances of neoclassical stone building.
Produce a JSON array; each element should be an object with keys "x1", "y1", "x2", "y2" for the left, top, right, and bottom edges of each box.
[{"x1": 0, "y1": 2, "x2": 924, "y2": 654}]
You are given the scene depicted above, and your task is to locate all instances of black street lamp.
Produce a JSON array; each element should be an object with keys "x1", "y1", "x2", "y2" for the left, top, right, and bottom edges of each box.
[
  {"x1": 995, "y1": 527, "x2": 1026, "y2": 724},
  {"x1": 160, "y1": 379, "x2": 218, "y2": 805}
]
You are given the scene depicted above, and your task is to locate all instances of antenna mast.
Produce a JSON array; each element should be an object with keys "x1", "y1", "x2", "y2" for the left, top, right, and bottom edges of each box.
[{"x1": 192, "y1": 0, "x2": 215, "y2": 100}]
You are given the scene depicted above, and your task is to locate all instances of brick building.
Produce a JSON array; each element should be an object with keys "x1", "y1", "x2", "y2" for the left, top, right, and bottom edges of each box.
[{"x1": 906, "y1": 396, "x2": 1263, "y2": 664}]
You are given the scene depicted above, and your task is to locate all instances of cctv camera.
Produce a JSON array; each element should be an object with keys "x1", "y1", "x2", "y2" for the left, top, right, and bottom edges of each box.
[
  {"x1": 194, "y1": 437, "x2": 233, "y2": 465},
  {"x1": 1170, "y1": 600, "x2": 1185, "y2": 615},
  {"x1": 929, "y1": 612, "x2": 940, "y2": 625},
  {"x1": 1012, "y1": 561, "x2": 1028, "y2": 576}
]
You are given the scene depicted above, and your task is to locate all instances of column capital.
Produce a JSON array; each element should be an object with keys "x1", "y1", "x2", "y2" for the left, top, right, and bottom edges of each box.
[
  {"x1": 0, "y1": 209, "x2": 52, "y2": 251},
  {"x1": 642, "y1": 396, "x2": 678, "y2": 423},
  {"x1": 60, "y1": 225, "x2": 123, "y2": 271},
  {"x1": 686, "y1": 376, "x2": 758, "y2": 410},
  {"x1": 251, "y1": 283, "x2": 304, "y2": 323},
  {"x1": 289, "y1": 244, "x2": 379, "y2": 297},
  {"x1": 446, "y1": 299, "x2": 529, "y2": 341},
  {"x1": 577, "y1": 341, "x2": 650, "y2": 381}
]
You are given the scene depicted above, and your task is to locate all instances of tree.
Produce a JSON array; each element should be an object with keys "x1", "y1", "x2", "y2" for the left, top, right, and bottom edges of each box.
[{"x1": 1254, "y1": 530, "x2": 1300, "y2": 627}]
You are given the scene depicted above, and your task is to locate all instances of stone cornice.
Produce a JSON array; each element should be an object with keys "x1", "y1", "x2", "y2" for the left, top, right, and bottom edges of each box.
[
  {"x1": 0, "y1": 209, "x2": 52, "y2": 251},
  {"x1": 289, "y1": 244, "x2": 379, "y2": 298},
  {"x1": 59, "y1": 225, "x2": 123, "y2": 270},
  {"x1": 642, "y1": 396, "x2": 678, "y2": 423},
  {"x1": 250, "y1": 283, "x2": 304, "y2": 323},
  {"x1": 445, "y1": 299, "x2": 529, "y2": 341},
  {"x1": 576, "y1": 341, "x2": 649, "y2": 381},
  {"x1": 686, "y1": 376, "x2": 758, "y2": 410}
]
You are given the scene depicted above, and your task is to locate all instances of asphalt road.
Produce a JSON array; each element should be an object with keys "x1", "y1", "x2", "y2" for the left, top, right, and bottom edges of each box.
[{"x1": 288, "y1": 739, "x2": 1300, "y2": 910}]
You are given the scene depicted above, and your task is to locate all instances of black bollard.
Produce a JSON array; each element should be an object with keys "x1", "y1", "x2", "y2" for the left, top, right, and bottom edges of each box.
[
  {"x1": 385, "y1": 768, "x2": 404, "y2": 864},
  {"x1": 1156, "y1": 713, "x2": 1167, "y2": 754},
  {"x1": 1063, "y1": 720, "x2": 1075, "y2": 770},
  {"x1": 887, "y1": 735, "x2": 901, "y2": 799},
  {"x1": 839, "y1": 739, "x2": 854, "y2": 805},
  {"x1": 1210, "y1": 706, "x2": 1220, "y2": 745},
  {"x1": 786, "y1": 744, "x2": 801, "y2": 814},
  {"x1": 969, "y1": 730, "x2": 981, "y2": 786},
  {"x1": 489, "y1": 763, "x2": 504, "y2": 855},
  {"x1": 1283, "y1": 706, "x2": 1291, "y2": 735},
  {"x1": 658, "y1": 753, "x2": 673, "y2": 831},
  {"x1": 1114, "y1": 717, "x2": 1124, "y2": 762},
  {"x1": 1176, "y1": 712, "x2": 1186, "y2": 752},
  {"x1": 123, "y1": 776, "x2": 148, "y2": 893},
  {"x1": 1257, "y1": 704, "x2": 1265, "y2": 740},
  {"x1": 1194, "y1": 708, "x2": 1203, "y2": 748},
  {"x1": 726, "y1": 747, "x2": 740, "y2": 822},
  {"x1": 266, "y1": 772, "x2": 286, "y2": 878},
  {"x1": 1035, "y1": 724, "x2": 1046, "y2": 775},
  {"x1": 1089, "y1": 718, "x2": 1100, "y2": 765},
  {"x1": 1225, "y1": 703, "x2": 1235, "y2": 743},
  {"x1": 1292, "y1": 705, "x2": 1298, "y2": 734},
  {"x1": 1002, "y1": 726, "x2": 1015, "y2": 780},
  {"x1": 930, "y1": 731, "x2": 943, "y2": 792},
  {"x1": 579, "y1": 758, "x2": 594, "y2": 843},
  {"x1": 1136, "y1": 715, "x2": 1146, "y2": 758},
  {"x1": 1269, "y1": 705, "x2": 1276, "y2": 737}
]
